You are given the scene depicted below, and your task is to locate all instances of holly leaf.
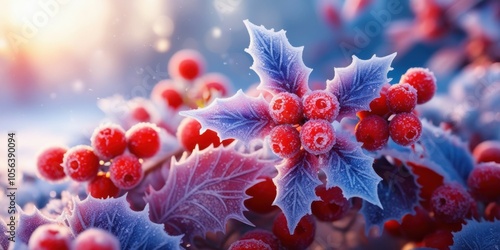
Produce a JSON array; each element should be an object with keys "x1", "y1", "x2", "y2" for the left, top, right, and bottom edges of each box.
[
  {"x1": 321, "y1": 131, "x2": 382, "y2": 207},
  {"x1": 145, "y1": 145, "x2": 274, "y2": 241},
  {"x1": 451, "y1": 220, "x2": 500, "y2": 250},
  {"x1": 65, "y1": 195, "x2": 182, "y2": 250},
  {"x1": 273, "y1": 152, "x2": 321, "y2": 233},
  {"x1": 244, "y1": 20, "x2": 312, "y2": 97},
  {"x1": 360, "y1": 157, "x2": 420, "y2": 235},
  {"x1": 15, "y1": 206, "x2": 57, "y2": 244},
  {"x1": 180, "y1": 90, "x2": 275, "y2": 143},
  {"x1": 0, "y1": 219, "x2": 9, "y2": 250},
  {"x1": 326, "y1": 54, "x2": 396, "y2": 120}
]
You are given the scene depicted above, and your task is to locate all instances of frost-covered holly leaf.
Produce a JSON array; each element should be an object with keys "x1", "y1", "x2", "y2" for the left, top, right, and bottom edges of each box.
[
  {"x1": 381, "y1": 121, "x2": 474, "y2": 186},
  {"x1": 1, "y1": 219, "x2": 11, "y2": 250},
  {"x1": 145, "y1": 145, "x2": 274, "y2": 241},
  {"x1": 360, "y1": 157, "x2": 420, "y2": 235},
  {"x1": 244, "y1": 20, "x2": 312, "y2": 97},
  {"x1": 180, "y1": 90, "x2": 275, "y2": 143},
  {"x1": 273, "y1": 151, "x2": 321, "y2": 233},
  {"x1": 326, "y1": 54, "x2": 396, "y2": 120},
  {"x1": 16, "y1": 206, "x2": 57, "y2": 244},
  {"x1": 321, "y1": 131, "x2": 382, "y2": 207},
  {"x1": 65, "y1": 195, "x2": 182, "y2": 250},
  {"x1": 451, "y1": 220, "x2": 500, "y2": 250}
]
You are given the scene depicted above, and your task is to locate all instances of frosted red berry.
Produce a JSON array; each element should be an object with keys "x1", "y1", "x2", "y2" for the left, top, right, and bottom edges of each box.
[
  {"x1": 302, "y1": 90, "x2": 339, "y2": 122},
  {"x1": 472, "y1": 140, "x2": 500, "y2": 164},
  {"x1": 400, "y1": 206, "x2": 435, "y2": 242},
  {"x1": 126, "y1": 123, "x2": 161, "y2": 158},
  {"x1": 422, "y1": 230, "x2": 453, "y2": 250},
  {"x1": 131, "y1": 106, "x2": 151, "y2": 122},
  {"x1": 369, "y1": 83, "x2": 391, "y2": 116},
  {"x1": 269, "y1": 92, "x2": 303, "y2": 124},
  {"x1": 87, "y1": 173, "x2": 120, "y2": 199},
  {"x1": 194, "y1": 73, "x2": 230, "y2": 103},
  {"x1": 109, "y1": 154, "x2": 143, "y2": 190},
  {"x1": 467, "y1": 162, "x2": 500, "y2": 202},
  {"x1": 62, "y1": 145, "x2": 100, "y2": 182},
  {"x1": 386, "y1": 83, "x2": 418, "y2": 113},
  {"x1": 269, "y1": 125, "x2": 301, "y2": 158},
  {"x1": 73, "y1": 228, "x2": 120, "y2": 250},
  {"x1": 176, "y1": 118, "x2": 233, "y2": 152},
  {"x1": 311, "y1": 185, "x2": 350, "y2": 222},
  {"x1": 228, "y1": 239, "x2": 271, "y2": 250},
  {"x1": 389, "y1": 113, "x2": 422, "y2": 146},
  {"x1": 300, "y1": 119, "x2": 336, "y2": 155},
  {"x1": 151, "y1": 80, "x2": 184, "y2": 109},
  {"x1": 240, "y1": 230, "x2": 280, "y2": 250},
  {"x1": 430, "y1": 183, "x2": 473, "y2": 224},
  {"x1": 28, "y1": 224, "x2": 72, "y2": 250},
  {"x1": 37, "y1": 146, "x2": 67, "y2": 181},
  {"x1": 168, "y1": 49, "x2": 205, "y2": 81},
  {"x1": 91, "y1": 124, "x2": 127, "y2": 161},
  {"x1": 400, "y1": 67, "x2": 436, "y2": 104},
  {"x1": 272, "y1": 213, "x2": 315, "y2": 250},
  {"x1": 485, "y1": 202, "x2": 500, "y2": 221},
  {"x1": 355, "y1": 115, "x2": 389, "y2": 151},
  {"x1": 244, "y1": 177, "x2": 278, "y2": 214}
]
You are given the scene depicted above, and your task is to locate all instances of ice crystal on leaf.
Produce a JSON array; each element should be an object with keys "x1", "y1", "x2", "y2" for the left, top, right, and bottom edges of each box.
[
  {"x1": 65, "y1": 195, "x2": 182, "y2": 250},
  {"x1": 451, "y1": 220, "x2": 500, "y2": 250},
  {"x1": 145, "y1": 145, "x2": 274, "y2": 241},
  {"x1": 181, "y1": 20, "x2": 394, "y2": 233}
]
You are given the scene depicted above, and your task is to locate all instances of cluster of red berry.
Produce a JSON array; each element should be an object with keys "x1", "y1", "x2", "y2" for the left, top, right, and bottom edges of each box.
[
  {"x1": 36, "y1": 122, "x2": 161, "y2": 199},
  {"x1": 355, "y1": 67, "x2": 437, "y2": 150}
]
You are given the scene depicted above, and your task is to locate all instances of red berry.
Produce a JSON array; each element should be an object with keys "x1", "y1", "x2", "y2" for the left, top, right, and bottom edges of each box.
[
  {"x1": 422, "y1": 230, "x2": 453, "y2": 250},
  {"x1": 485, "y1": 202, "x2": 500, "y2": 221},
  {"x1": 28, "y1": 224, "x2": 72, "y2": 250},
  {"x1": 400, "y1": 67, "x2": 436, "y2": 104},
  {"x1": 311, "y1": 185, "x2": 350, "y2": 222},
  {"x1": 62, "y1": 145, "x2": 100, "y2": 182},
  {"x1": 168, "y1": 49, "x2": 205, "y2": 81},
  {"x1": 472, "y1": 140, "x2": 500, "y2": 164},
  {"x1": 37, "y1": 146, "x2": 67, "y2": 181},
  {"x1": 240, "y1": 230, "x2": 280, "y2": 250},
  {"x1": 131, "y1": 106, "x2": 151, "y2": 122},
  {"x1": 389, "y1": 113, "x2": 422, "y2": 146},
  {"x1": 272, "y1": 213, "x2": 315, "y2": 250},
  {"x1": 386, "y1": 83, "x2": 418, "y2": 113},
  {"x1": 369, "y1": 83, "x2": 391, "y2": 116},
  {"x1": 194, "y1": 73, "x2": 230, "y2": 103},
  {"x1": 383, "y1": 220, "x2": 402, "y2": 237},
  {"x1": 87, "y1": 173, "x2": 120, "y2": 199},
  {"x1": 269, "y1": 92, "x2": 303, "y2": 124},
  {"x1": 126, "y1": 123, "x2": 161, "y2": 158},
  {"x1": 73, "y1": 228, "x2": 120, "y2": 250},
  {"x1": 244, "y1": 177, "x2": 278, "y2": 214},
  {"x1": 269, "y1": 125, "x2": 301, "y2": 158},
  {"x1": 302, "y1": 90, "x2": 340, "y2": 122},
  {"x1": 408, "y1": 162, "x2": 444, "y2": 209},
  {"x1": 400, "y1": 206, "x2": 435, "y2": 241},
  {"x1": 467, "y1": 162, "x2": 500, "y2": 202},
  {"x1": 355, "y1": 115, "x2": 390, "y2": 151},
  {"x1": 228, "y1": 239, "x2": 271, "y2": 250},
  {"x1": 109, "y1": 154, "x2": 143, "y2": 190},
  {"x1": 91, "y1": 124, "x2": 127, "y2": 161},
  {"x1": 176, "y1": 118, "x2": 233, "y2": 152},
  {"x1": 430, "y1": 183, "x2": 473, "y2": 224},
  {"x1": 300, "y1": 119, "x2": 336, "y2": 155},
  {"x1": 151, "y1": 80, "x2": 184, "y2": 109}
]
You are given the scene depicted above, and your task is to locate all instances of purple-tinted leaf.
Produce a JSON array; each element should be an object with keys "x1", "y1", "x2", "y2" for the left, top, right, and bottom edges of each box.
[
  {"x1": 1, "y1": 219, "x2": 11, "y2": 250},
  {"x1": 326, "y1": 54, "x2": 396, "y2": 120},
  {"x1": 180, "y1": 90, "x2": 275, "y2": 143},
  {"x1": 145, "y1": 145, "x2": 274, "y2": 241},
  {"x1": 15, "y1": 206, "x2": 57, "y2": 244},
  {"x1": 321, "y1": 131, "x2": 382, "y2": 207},
  {"x1": 244, "y1": 20, "x2": 312, "y2": 97},
  {"x1": 273, "y1": 152, "x2": 321, "y2": 233},
  {"x1": 360, "y1": 158, "x2": 420, "y2": 235},
  {"x1": 451, "y1": 220, "x2": 500, "y2": 250},
  {"x1": 65, "y1": 195, "x2": 182, "y2": 250}
]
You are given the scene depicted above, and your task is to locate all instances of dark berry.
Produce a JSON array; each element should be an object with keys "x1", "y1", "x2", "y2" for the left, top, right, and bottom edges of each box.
[
  {"x1": 244, "y1": 177, "x2": 278, "y2": 214},
  {"x1": 400, "y1": 206, "x2": 435, "y2": 242},
  {"x1": 240, "y1": 230, "x2": 280, "y2": 250},
  {"x1": 467, "y1": 162, "x2": 500, "y2": 202},
  {"x1": 228, "y1": 239, "x2": 271, "y2": 250},
  {"x1": 472, "y1": 140, "x2": 500, "y2": 164},
  {"x1": 311, "y1": 185, "x2": 350, "y2": 222},
  {"x1": 272, "y1": 213, "x2": 315, "y2": 250}
]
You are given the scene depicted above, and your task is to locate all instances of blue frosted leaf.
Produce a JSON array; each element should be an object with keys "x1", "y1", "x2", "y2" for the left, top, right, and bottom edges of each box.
[
  {"x1": 15, "y1": 206, "x2": 57, "y2": 244},
  {"x1": 0, "y1": 219, "x2": 9, "y2": 250},
  {"x1": 180, "y1": 90, "x2": 275, "y2": 143},
  {"x1": 326, "y1": 54, "x2": 396, "y2": 120},
  {"x1": 321, "y1": 131, "x2": 382, "y2": 207},
  {"x1": 65, "y1": 195, "x2": 182, "y2": 250},
  {"x1": 380, "y1": 121, "x2": 474, "y2": 186},
  {"x1": 360, "y1": 158, "x2": 420, "y2": 235},
  {"x1": 451, "y1": 220, "x2": 500, "y2": 250},
  {"x1": 244, "y1": 20, "x2": 312, "y2": 97},
  {"x1": 273, "y1": 152, "x2": 321, "y2": 233},
  {"x1": 145, "y1": 145, "x2": 274, "y2": 241}
]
